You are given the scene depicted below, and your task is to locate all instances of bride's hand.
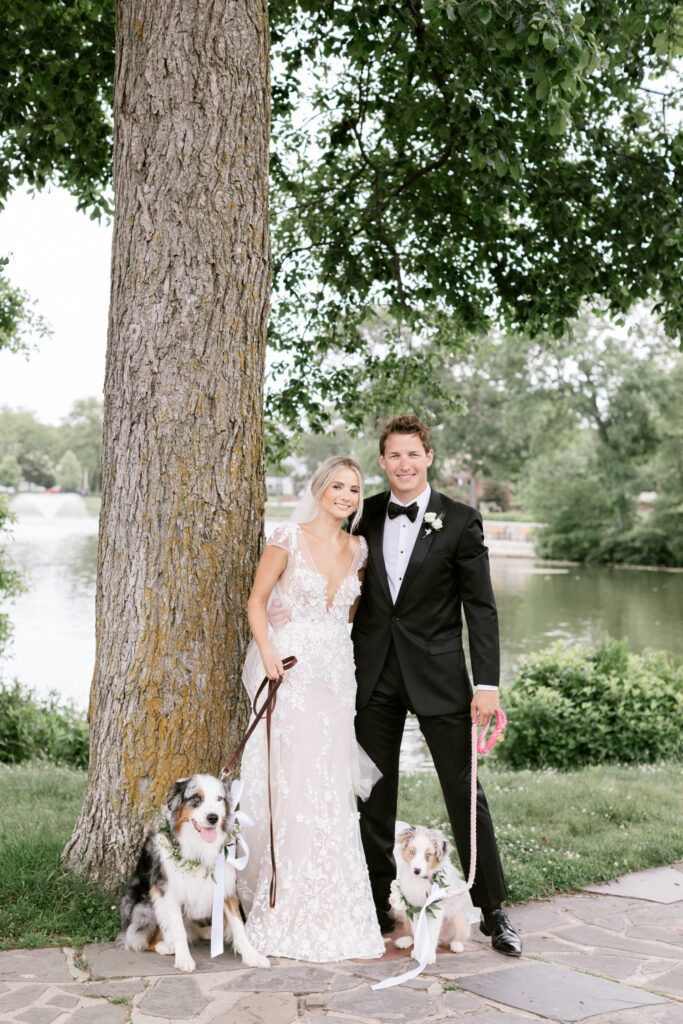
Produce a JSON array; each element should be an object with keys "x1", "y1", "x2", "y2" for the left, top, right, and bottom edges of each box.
[{"x1": 260, "y1": 648, "x2": 286, "y2": 680}]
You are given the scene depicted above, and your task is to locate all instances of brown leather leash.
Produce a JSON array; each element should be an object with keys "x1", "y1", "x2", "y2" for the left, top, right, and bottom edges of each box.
[{"x1": 220, "y1": 654, "x2": 297, "y2": 908}]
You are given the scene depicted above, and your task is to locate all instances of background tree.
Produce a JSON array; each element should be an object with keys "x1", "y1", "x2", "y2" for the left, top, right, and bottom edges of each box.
[
  {"x1": 0, "y1": 455, "x2": 21, "y2": 490},
  {"x1": 645, "y1": 359, "x2": 683, "y2": 565},
  {"x1": 0, "y1": 403, "x2": 103, "y2": 492},
  {"x1": 56, "y1": 449, "x2": 82, "y2": 492},
  {"x1": 0, "y1": 498, "x2": 23, "y2": 660},
  {"x1": 60, "y1": 398, "x2": 103, "y2": 492},
  {"x1": 522, "y1": 309, "x2": 680, "y2": 563},
  {"x1": 16, "y1": 450, "x2": 56, "y2": 489},
  {"x1": 0, "y1": 408, "x2": 60, "y2": 487},
  {"x1": 432, "y1": 332, "x2": 575, "y2": 507}
]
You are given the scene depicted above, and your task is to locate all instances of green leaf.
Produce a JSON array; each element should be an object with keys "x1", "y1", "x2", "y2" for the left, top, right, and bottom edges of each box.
[
  {"x1": 653, "y1": 32, "x2": 669, "y2": 57},
  {"x1": 536, "y1": 78, "x2": 550, "y2": 101},
  {"x1": 543, "y1": 30, "x2": 558, "y2": 51},
  {"x1": 549, "y1": 110, "x2": 568, "y2": 136}
]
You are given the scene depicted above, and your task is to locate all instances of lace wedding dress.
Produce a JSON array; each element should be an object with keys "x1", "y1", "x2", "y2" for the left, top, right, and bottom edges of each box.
[{"x1": 238, "y1": 523, "x2": 385, "y2": 961}]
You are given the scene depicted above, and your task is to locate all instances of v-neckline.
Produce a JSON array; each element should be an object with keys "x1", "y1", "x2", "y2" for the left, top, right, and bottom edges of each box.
[{"x1": 298, "y1": 526, "x2": 359, "y2": 612}]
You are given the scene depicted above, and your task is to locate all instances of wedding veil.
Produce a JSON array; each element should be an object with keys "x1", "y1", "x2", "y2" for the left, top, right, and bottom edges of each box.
[{"x1": 287, "y1": 485, "x2": 318, "y2": 524}]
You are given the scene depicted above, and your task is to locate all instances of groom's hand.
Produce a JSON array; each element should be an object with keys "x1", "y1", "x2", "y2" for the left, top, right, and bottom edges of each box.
[
  {"x1": 267, "y1": 599, "x2": 292, "y2": 630},
  {"x1": 471, "y1": 688, "x2": 500, "y2": 728}
]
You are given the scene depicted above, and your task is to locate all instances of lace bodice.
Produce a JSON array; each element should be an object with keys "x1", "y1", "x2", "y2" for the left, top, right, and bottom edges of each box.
[{"x1": 266, "y1": 523, "x2": 367, "y2": 624}]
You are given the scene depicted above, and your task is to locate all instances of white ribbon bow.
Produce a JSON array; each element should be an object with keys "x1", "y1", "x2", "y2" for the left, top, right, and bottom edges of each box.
[
  {"x1": 372, "y1": 881, "x2": 449, "y2": 990},
  {"x1": 210, "y1": 778, "x2": 254, "y2": 958}
]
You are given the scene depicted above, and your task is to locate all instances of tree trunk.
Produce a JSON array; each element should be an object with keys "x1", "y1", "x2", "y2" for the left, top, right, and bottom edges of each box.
[{"x1": 62, "y1": 0, "x2": 271, "y2": 888}]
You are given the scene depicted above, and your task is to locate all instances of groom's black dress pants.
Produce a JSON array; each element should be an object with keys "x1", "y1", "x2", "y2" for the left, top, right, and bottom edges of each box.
[{"x1": 355, "y1": 641, "x2": 508, "y2": 921}]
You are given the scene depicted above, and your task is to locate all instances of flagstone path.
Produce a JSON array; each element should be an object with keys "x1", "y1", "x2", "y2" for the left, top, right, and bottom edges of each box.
[{"x1": 1, "y1": 863, "x2": 681, "y2": 1024}]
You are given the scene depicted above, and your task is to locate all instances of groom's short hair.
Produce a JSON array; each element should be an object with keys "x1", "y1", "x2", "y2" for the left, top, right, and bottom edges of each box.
[{"x1": 379, "y1": 415, "x2": 431, "y2": 455}]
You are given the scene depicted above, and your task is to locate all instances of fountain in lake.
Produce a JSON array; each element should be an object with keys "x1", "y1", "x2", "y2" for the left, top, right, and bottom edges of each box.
[{"x1": 8, "y1": 492, "x2": 89, "y2": 519}]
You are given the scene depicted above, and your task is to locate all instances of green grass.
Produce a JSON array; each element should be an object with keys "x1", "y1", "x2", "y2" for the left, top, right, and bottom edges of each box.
[
  {"x1": 0, "y1": 763, "x2": 117, "y2": 950},
  {"x1": 264, "y1": 502, "x2": 296, "y2": 519},
  {"x1": 398, "y1": 761, "x2": 683, "y2": 903},
  {"x1": 1, "y1": 760, "x2": 681, "y2": 949},
  {"x1": 83, "y1": 495, "x2": 101, "y2": 516}
]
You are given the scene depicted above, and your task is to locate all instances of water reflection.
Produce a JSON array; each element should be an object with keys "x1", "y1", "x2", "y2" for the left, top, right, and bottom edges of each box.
[
  {"x1": 2, "y1": 516, "x2": 682, "y2": 772},
  {"x1": 492, "y1": 560, "x2": 683, "y2": 682},
  {"x1": 1, "y1": 518, "x2": 99, "y2": 704}
]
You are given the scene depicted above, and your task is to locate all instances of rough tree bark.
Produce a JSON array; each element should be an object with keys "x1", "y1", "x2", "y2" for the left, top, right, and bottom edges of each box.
[{"x1": 62, "y1": 0, "x2": 271, "y2": 888}]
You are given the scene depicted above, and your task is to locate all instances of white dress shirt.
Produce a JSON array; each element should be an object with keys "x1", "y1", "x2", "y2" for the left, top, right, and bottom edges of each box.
[
  {"x1": 382, "y1": 486, "x2": 431, "y2": 603},
  {"x1": 382, "y1": 486, "x2": 496, "y2": 692}
]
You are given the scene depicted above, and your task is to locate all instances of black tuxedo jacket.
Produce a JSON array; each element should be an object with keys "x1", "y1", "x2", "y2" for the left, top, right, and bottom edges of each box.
[{"x1": 351, "y1": 489, "x2": 499, "y2": 715}]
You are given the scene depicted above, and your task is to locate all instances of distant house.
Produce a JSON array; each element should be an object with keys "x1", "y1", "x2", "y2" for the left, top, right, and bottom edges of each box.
[
  {"x1": 636, "y1": 491, "x2": 657, "y2": 514},
  {"x1": 265, "y1": 474, "x2": 297, "y2": 497}
]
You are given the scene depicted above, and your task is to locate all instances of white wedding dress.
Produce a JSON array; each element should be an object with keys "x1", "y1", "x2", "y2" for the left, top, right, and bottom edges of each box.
[{"x1": 238, "y1": 523, "x2": 385, "y2": 961}]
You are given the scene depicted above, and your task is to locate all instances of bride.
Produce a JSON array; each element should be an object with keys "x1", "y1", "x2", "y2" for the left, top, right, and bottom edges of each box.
[{"x1": 238, "y1": 456, "x2": 385, "y2": 962}]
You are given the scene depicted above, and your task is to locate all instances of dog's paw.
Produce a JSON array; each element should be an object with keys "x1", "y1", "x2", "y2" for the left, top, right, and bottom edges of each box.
[
  {"x1": 174, "y1": 951, "x2": 196, "y2": 973},
  {"x1": 394, "y1": 935, "x2": 414, "y2": 949},
  {"x1": 449, "y1": 939, "x2": 464, "y2": 953},
  {"x1": 242, "y1": 950, "x2": 270, "y2": 969},
  {"x1": 155, "y1": 941, "x2": 174, "y2": 956}
]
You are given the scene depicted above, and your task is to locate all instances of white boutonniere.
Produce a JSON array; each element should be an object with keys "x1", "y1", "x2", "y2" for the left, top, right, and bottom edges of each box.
[{"x1": 422, "y1": 511, "x2": 445, "y2": 537}]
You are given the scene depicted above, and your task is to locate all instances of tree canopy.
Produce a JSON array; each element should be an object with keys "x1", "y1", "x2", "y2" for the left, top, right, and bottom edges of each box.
[
  {"x1": 267, "y1": 0, "x2": 683, "y2": 435},
  {"x1": 2, "y1": 1, "x2": 682, "y2": 436}
]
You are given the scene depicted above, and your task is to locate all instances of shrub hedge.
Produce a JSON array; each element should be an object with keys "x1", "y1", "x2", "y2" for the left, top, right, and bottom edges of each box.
[
  {"x1": 496, "y1": 637, "x2": 683, "y2": 770},
  {"x1": 2, "y1": 637, "x2": 680, "y2": 774},
  {"x1": 0, "y1": 679, "x2": 88, "y2": 769}
]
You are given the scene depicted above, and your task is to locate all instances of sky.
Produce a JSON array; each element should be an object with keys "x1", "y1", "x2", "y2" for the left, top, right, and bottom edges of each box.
[{"x1": 0, "y1": 185, "x2": 112, "y2": 424}]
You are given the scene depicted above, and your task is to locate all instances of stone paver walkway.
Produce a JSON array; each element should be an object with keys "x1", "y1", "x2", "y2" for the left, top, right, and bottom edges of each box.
[{"x1": 1, "y1": 863, "x2": 681, "y2": 1024}]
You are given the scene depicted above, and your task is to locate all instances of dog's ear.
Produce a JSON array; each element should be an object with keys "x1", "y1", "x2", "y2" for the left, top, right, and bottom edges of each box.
[
  {"x1": 440, "y1": 837, "x2": 454, "y2": 860},
  {"x1": 396, "y1": 825, "x2": 417, "y2": 849},
  {"x1": 166, "y1": 778, "x2": 190, "y2": 813},
  {"x1": 428, "y1": 830, "x2": 453, "y2": 862}
]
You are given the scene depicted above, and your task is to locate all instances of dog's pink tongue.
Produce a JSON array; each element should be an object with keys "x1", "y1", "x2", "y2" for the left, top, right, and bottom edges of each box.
[{"x1": 192, "y1": 820, "x2": 217, "y2": 843}]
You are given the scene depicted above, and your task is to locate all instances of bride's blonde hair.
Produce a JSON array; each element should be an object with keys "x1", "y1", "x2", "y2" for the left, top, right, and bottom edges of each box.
[{"x1": 309, "y1": 456, "x2": 364, "y2": 532}]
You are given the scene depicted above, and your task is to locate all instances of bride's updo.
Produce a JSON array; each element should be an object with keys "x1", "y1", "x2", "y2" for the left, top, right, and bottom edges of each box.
[{"x1": 310, "y1": 456, "x2": 364, "y2": 532}]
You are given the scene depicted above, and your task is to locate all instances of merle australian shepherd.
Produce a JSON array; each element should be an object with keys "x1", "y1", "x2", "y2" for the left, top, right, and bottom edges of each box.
[{"x1": 116, "y1": 773, "x2": 269, "y2": 972}]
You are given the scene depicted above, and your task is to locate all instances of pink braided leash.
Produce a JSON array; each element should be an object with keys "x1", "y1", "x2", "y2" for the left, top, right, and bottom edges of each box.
[{"x1": 460, "y1": 707, "x2": 507, "y2": 892}]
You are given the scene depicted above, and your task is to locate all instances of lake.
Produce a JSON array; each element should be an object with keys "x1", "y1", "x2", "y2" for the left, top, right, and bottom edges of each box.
[{"x1": 2, "y1": 514, "x2": 682, "y2": 769}]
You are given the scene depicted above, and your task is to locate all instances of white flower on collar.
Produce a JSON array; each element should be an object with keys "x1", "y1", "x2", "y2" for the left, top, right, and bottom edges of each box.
[{"x1": 422, "y1": 511, "x2": 445, "y2": 535}]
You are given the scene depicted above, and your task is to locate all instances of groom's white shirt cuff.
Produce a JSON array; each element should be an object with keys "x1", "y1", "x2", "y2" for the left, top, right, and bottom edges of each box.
[{"x1": 476, "y1": 684, "x2": 498, "y2": 690}]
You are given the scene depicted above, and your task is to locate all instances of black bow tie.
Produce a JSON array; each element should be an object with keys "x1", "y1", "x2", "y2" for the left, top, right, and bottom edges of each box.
[{"x1": 387, "y1": 501, "x2": 419, "y2": 523}]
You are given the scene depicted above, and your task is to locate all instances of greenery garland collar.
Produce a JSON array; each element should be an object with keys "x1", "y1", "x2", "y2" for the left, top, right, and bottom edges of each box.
[{"x1": 392, "y1": 868, "x2": 449, "y2": 920}]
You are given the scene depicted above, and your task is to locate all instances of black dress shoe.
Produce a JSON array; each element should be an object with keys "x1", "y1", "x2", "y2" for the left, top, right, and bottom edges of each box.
[{"x1": 480, "y1": 908, "x2": 522, "y2": 956}]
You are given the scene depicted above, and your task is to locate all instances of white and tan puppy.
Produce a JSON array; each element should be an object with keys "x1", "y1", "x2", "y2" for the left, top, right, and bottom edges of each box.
[
  {"x1": 116, "y1": 774, "x2": 269, "y2": 973},
  {"x1": 390, "y1": 822, "x2": 476, "y2": 963}
]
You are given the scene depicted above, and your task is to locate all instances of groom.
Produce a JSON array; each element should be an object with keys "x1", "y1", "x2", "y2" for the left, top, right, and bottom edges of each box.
[{"x1": 351, "y1": 414, "x2": 521, "y2": 955}]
